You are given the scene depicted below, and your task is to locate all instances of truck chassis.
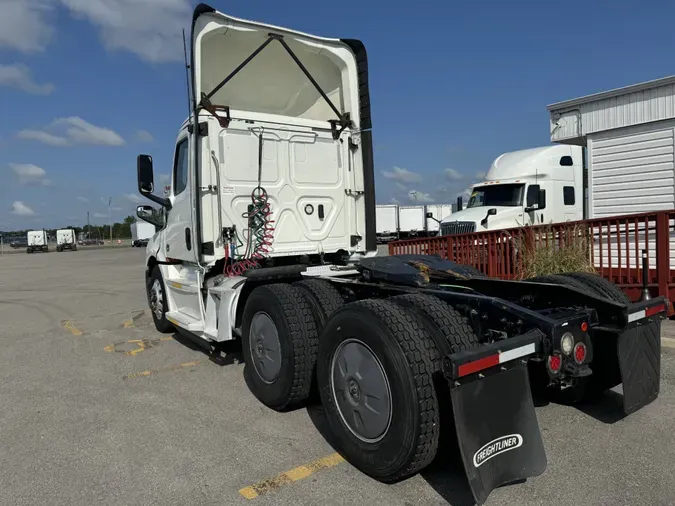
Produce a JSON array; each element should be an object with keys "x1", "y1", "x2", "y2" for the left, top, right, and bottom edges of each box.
[{"x1": 146, "y1": 254, "x2": 665, "y2": 504}]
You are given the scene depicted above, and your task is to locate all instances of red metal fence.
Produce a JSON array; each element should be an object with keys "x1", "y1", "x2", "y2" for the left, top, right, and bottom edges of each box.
[{"x1": 389, "y1": 210, "x2": 675, "y2": 312}]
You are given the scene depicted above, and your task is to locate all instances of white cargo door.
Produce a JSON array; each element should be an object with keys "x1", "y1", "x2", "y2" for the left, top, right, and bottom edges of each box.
[
  {"x1": 217, "y1": 121, "x2": 353, "y2": 255},
  {"x1": 590, "y1": 127, "x2": 675, "y2": 218}
]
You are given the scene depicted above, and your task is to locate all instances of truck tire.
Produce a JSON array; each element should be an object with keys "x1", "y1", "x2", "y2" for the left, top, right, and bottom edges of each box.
[
  {"x1": 389, "y1": 293, "x2": 480, "y2": 455},
  {"x1": 317, "y1": 299, "x2": 440, "y2": 483},
  {"x1": 527, "y1": 274, "x2": 591, "y2": 294},
  {"x1": 147, "y1": 265, "x2": 175, "y2": 334},
  {"x1": 294, "y1": 279, "x2": 344, "y2": 329},
  {"x1": 559, "y1": 272, "x2": 630, "y2": 304},
  {"x1": 242, "y1": 284, "x2": 318, "y2": 411}
]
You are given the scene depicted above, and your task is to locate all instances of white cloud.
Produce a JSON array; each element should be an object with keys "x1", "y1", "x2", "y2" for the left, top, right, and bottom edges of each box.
[
  {"x1": 444, "y1": 168, "x2": 463, "y2": 181},
  {"x1": 0, "y1": 0, "x2": 55, "y2": 54},
  {"x1": 135, "y1": 130, "x2": 154, "y2": 143},
  {"x1": 18, "y1": 116, "x2": 125, "y2": 147},
  {"x1": 61, "y1": 0, "x2": 191, "y2": 63},
  {"x1": 125, "y1": 193, "x2": 143, "y2": 204},
  {"x1": 390, "y1": 198, "x2": 401, "y2": 205},
  {"x1": 76, "y1": 196, "x2": 88, "y2": 202},
  {"x1": 111, "y1": 207, "x2": 123, "y2": 212},
  {"x1": 475, "y1": 171, "x2": 487, "y2": 181},
  {"x1": 395, "y1": 182, "x2": 407, "y2": 191},
  {"x1": 9, "y1": 163, "x2": 52, "y2": 186},
  {"x1": 0, "y1": 63, "x2": 54, "y2": 94},
  {"x1": 17, "y1": 129, "x2": 69, "y2": 146},
  {"x1": 93, "y1": 212, "x2": 107, "y2": 219},
  {"x1": 408, "y1": 190, "x2": 434, "y2": 203},
  {"x1": 0, "y1": 1, "x2": 190, "y2": 63},
  {"x1": 381, "y1": 166, "x2": 422, "y2": 183},
  {"x1": 11, "y1": 201, "x2": 36, "y2": 216}
]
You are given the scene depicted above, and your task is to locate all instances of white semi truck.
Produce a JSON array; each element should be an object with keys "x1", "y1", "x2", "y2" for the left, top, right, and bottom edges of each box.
[
  {"x1": 56, "y1": 228, "x2": 77, "y2": 252},
  {"x1": 133, "y1": 4, "x2": 666, "y2": 504},
  {"x1": 26, "y1": 230, "x2": 48, "y2": 253},
  {"x1": 440, "y1": 144, "x2": 585, "y2": 235}
]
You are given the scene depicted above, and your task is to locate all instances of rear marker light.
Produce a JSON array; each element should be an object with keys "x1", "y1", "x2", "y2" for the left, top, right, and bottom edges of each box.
[
  {"x1": 547, "y1": 355, "x2": 562, "y2": 374},
  {"x1": 580, "y1": 321, "x2": 588, "y2": 332},
  {"x1": 574, "y1": 343, "x2": 586, "y2": 364}
]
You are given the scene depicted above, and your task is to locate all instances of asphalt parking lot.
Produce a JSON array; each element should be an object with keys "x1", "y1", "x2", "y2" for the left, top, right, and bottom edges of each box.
[{"x1": 1, "y1": 247, "x2": 675, "y2": 505}]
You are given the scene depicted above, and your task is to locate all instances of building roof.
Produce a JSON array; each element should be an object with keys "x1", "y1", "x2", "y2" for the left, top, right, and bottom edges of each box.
[{"x1": 547, "y1": 75, "x2": 675, "y2": 111}]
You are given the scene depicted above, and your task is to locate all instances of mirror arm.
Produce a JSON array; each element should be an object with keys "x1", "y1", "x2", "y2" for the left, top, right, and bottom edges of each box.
[{"x1": 142, "y1": 192, "x2": 172, "y2": 209}]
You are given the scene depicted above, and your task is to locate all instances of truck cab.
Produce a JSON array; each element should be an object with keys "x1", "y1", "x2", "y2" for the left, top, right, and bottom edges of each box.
[
  {"x1": 440, "y1": 145, "x2": 584, "y2": 235},
  {"x1": 26, "y1": 230, "x2": 48, "y2": 254},
  {"x1": 56, "y1": 229, "x2": 77, "y2": 252},
  {"x1": 134, "y1": 3, "x2": 376, "y2": 338}
]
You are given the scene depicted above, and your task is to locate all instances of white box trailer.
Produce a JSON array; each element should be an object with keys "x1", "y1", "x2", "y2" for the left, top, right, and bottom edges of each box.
[
  {"x1": 398, "y1": 205, "x2": 427, "y2": 238},
  {"x1": 131, "y1": 221, "x2": 156, "y2": 247},
  {"x1": 26, "y1": 230, "x2": 48, "y2": 254},
  {"x1": 56, "y1": 229, "x2": 77, "y2": 252},
  {"x1": 375, "y1": 204, "x2": 399, "y2": 243},
  {"x1": 425, "y1": 204, "x2": 453, "y2": 234}
]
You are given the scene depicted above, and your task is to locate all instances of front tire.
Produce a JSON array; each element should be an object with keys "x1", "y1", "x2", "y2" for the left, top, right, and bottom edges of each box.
[
  {"x1": 242, "y1": 284, "x2": 318, "y2": 411},
  {"x1": 317, "y1": 299, "x2": 440, "y2": 483},
  {"x1": 147, "y1": 266, "x2": 175, "y2": 334}
]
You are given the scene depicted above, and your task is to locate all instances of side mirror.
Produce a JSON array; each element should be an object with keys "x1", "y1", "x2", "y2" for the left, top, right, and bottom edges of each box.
[
  {"x1": 537, "y1": 189, "x2": 547, "y2": 210},
  {"x1": 426, "y1": 212, "x2": 433, "y2": 219},
  {"x1": 487, "y1": 208, "x2": 497, "y2": 216},
  {"x1": 525, "y1": 184, "x2": 541, "y2": 212},
  {"x1": 137, "y1": 154, "x2": 171, "y2": 208},
  {"x1": 137, "y1": 155, "x2": 154, "y2": 194},
  {"x1": 136, "y1": 205, "x2": 164, "y2": 228},
  {"x1": 480, "y1": 208, "x2": 497, "y2": 227}
]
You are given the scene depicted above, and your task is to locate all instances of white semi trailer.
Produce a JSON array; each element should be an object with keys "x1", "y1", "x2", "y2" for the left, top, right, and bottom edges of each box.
[
  {"x1": 131, "y1": 221, "x2": 156, "y2": 247},
  {"x1": 26, "y1": 230, "x2": 48, "y2": 254},
  {"x1": 133, "y1": 5, "x2": 666, "y2": 504},
  {"x1": 56, "y1": 229, "x2": 77, "y2": 252}
]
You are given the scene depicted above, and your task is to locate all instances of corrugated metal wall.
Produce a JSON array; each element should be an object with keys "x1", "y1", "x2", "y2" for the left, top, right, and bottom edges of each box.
[
  {"x1": 550, "y1": 80, "x2": 675, "y2": 143},
  {"x1": 589, "y1": 122, "x2": 675, "y2": 217}
]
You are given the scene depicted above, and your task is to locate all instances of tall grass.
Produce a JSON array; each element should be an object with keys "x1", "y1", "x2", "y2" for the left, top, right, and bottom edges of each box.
[{"x1": 515, "y1": 223, "x2": 595, "y2": 279}]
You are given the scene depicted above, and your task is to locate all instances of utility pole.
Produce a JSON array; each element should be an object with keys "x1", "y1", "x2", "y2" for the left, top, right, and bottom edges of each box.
[
  {"x1": 87, "y1": 211, "x2": 90, "y2": 240},
  {"x1": 108, "y1": 198, "x2": 113, "y2": 244}
]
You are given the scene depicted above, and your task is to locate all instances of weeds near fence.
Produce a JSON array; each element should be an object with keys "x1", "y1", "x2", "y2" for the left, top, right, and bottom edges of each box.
[{"x1": 515, "y1": 223, "x2": 595, "y2": 279}]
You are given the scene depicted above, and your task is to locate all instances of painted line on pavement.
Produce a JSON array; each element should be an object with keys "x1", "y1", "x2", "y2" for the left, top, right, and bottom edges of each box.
[
  {"x1": 239, "y1": 453, "x2": 345, "y2": 500},
  {"x1": 61, "y1": 320, "x2": 83, "y2": 337},
  {"x1": 123, "y1": 360, "x2": 201, "y2": 380}
]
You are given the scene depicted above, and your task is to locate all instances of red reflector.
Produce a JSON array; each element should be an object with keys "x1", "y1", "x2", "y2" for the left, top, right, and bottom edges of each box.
[
  {"x1": 547, "y1": 355, "x2": 562, "y2": 373},
  {"x1": 580, "y1": 321, "x2": 588, "y2": 332},
  {"x1": 457, "y1": 354, "x2": 500, "y2": 377},
  {"x1": 645, "y1": 304, "x2": 666, "y2": 318},
  {"x1": 574, "y1": 343, "x2": 586, "y2": 364}
]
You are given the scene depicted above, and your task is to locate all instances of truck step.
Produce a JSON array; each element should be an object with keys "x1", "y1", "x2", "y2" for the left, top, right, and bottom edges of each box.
[{"x1": 165, "y1": 311, "x2": 204, "y2": 332}]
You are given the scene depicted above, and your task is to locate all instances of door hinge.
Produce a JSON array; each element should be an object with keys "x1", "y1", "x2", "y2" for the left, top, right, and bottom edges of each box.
[
  {"x1": 345, "y1": 189, "x2": 364, "y2": 197},
  {"x1": 188, "y1": 121, "x2": 209, "y2": 136},
  {"x1": 199, "y1": 184, "x2": 218, "y2": 192}
]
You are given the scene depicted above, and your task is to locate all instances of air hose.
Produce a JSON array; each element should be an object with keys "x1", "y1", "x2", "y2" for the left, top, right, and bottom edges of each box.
[{"x1": 225, "y1": 127, "x2": 275, "y2": 277}]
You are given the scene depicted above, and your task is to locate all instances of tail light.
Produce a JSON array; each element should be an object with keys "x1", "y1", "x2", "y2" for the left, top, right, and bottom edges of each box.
[
  {"x1": 547, "y1": 354, "x2": 562, "y2": 374},
  {"x1": 573, "y1": 343, "x2": 587, "y2": 364}
]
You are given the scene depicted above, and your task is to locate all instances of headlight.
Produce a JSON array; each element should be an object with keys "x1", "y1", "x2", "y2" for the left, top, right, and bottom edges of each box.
[{"x1": 561, "y1": 332, "x2": 574, "y2": 355}]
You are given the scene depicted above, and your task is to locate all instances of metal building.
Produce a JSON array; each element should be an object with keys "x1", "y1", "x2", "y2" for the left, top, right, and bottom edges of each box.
[{"x1": 548, "y1": 75, "x2": 675, "y2": 218}]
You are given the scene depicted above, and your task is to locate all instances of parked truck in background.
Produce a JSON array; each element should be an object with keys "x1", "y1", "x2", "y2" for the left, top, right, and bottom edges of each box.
[
  {"x1": 26, "y1": 230, "x2": 48, "y2": 254},
  {"x1": 133, "y1": 4, "x2": 666, "y2": 504},
  {"x1": 131, "y1": 221, "x2": 156, "y2": 247},
  {"x1": 440, "y1": 144, "x2": 585, "y2": 235},
  {"x1": 56, "y1": 229, "x2": 77, "y2": 252}
]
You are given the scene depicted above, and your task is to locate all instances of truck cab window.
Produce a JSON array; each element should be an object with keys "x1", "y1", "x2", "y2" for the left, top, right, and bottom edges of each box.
[
  {"x1": 563, "y1": 186, "x2": 575, "y2": 205},
  {"x1": 173, "y1": 139, "x2": 189, "y2": 196},
  {"x1": 467, "y1": 184, "x2": 524, "y2": 208}
]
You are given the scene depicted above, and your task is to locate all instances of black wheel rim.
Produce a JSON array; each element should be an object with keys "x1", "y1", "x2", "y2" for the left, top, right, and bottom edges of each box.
[
  {"x1": 330, "y1": 338, "x2": 392, "y2": 443},
  {"x1": 249, "y1": 312, "x2": 282, "y2": 384}
]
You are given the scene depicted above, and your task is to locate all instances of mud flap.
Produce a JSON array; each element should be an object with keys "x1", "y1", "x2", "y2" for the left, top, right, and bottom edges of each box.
[
  {"x1": 450, "y1": 364, "x2": 547, "y2": 505},
  {"x1": 617, "y1": 317, "x2": 661, "y2": 415}
]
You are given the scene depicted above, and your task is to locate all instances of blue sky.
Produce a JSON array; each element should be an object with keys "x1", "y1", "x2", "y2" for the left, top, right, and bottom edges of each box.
[{"x1": 1, "y1": 0, "x2": 674, "y2": 230}]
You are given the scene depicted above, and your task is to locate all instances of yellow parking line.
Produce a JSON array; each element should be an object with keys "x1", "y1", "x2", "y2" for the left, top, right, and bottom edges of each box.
[
  {"x1": 61, "y1": 320, "x2": 83, "y2": 337},
  {"x1": 123, "y1": 318, "x2": 135, "y2": 328},
  {"x1": 238, "y1": 453, "x2": 345, "y2": 500},
  {"x1": 123, "y1": 360, "x2": 201, "y2": 380}
]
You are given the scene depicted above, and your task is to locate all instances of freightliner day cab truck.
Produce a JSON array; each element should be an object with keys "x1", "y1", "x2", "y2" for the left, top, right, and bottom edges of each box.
[
  {"x1": 135, "y1": 4, "x2": 666, "y2": 503},
  {"x1": 440, "y1": 145, "x2": 585, "y2": 236},
  {"x1": 26, "y1": 230, "x2": 49, "y2": 253},
  {"x1": 56, "y1": 228, "x2": 77, "y2": 252}
]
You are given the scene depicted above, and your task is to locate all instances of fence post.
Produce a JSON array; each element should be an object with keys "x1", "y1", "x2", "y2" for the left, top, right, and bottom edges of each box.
[{"x1": 656, "y1": 212, "x2": 670, "y2": 306}]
